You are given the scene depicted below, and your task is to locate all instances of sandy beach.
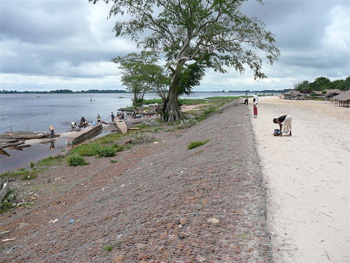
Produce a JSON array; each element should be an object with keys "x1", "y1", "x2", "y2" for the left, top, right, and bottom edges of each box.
[{"x1": 250, "y1": 96, "x2": 350, "y2": 262}]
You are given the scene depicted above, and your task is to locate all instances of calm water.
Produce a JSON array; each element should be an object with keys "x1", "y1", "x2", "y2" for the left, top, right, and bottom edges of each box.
[
  {"x1": 0, "y1": 92, "x2": 244, "y2": 134},
  {"x1": 0, "y1": 92, "x2": 245, "y2": 173}
]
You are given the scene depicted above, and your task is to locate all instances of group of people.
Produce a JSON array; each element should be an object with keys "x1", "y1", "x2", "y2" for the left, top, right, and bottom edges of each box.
[{"x1": 244, "y1": 93, "x2": 292, "y2": 136}]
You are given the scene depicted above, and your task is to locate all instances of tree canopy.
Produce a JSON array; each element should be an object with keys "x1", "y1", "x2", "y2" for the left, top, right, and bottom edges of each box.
[
  {"x1": 294, "y1": 76, "x2": 350, "y2": 93},
  {"x1": 91, "y1": 0, "x2": 280, "y2": 121}
]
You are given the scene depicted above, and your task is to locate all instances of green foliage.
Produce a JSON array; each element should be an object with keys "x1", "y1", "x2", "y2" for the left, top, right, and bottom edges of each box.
[
  {"x1": 93, "y1": 0, "x2": 280, "y2": 121},
  {"x1": 0, "y1": 188, "x2": 16, "y2": 214},
  {"x1": 37, "y1": 155, "x2": 65, "y2": 167},
  {"x1": 141, "y1": 98, "x2": 163, "y2": 105},
  {"x1": 67, "y1": 155, "x2": 89, "y2": 166},
  {"x1": 0, "y1": 168, "x2": 31, "y2": 180},
  {"x1": 112, "y1": 51, "x2": 170, "y2": 106},
  {"x1": 295, "y1": 76, "x2": 350, "y2": 92},
  {"x1": 112, "y1": 144, "x2": 125, "y2": 152},
  {"x1": 96, "y1": 133, "x2": 123, "y2": 144},
  {"x1": 188, "y1": 140, "x2": 211, "y2": 150},
  {"x1": 71, "y1": 143, "x2": 100, "y2": 156},
  {"x1": 97, "y1": 146, "x2": 117, "y2": 158}
]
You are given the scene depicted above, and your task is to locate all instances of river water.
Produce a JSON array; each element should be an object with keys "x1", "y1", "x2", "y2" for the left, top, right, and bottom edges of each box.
[{"x1": 0, "y1": 92, "x2": 246, "y2": 173}]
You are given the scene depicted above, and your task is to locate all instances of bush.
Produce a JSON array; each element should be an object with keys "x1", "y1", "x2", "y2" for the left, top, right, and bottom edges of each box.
[
  {"x1": 67, "y1": 155, "x2": 89, "y2": 166},
  {"x1": 97, "y1": 146, "x2": 117, "y2": 157},
  {"x1": 188, "y1": 140, "x2": 210, "y2": 150},
  {"x1": 72, "y1": 143, "x2": 100, "y2": 156},
  {"x1": 0, "y1": 188, "x2": 16, "y2": 214}
]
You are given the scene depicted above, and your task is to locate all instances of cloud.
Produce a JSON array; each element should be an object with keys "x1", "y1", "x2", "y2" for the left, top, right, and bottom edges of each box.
[{"x1": 0, "y1": 0, "x2": 349, "y2": 92}]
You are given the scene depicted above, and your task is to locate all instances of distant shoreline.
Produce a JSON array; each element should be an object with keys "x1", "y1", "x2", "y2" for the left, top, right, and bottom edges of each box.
[{"x1": 0, "y1": 89, "x2": 288, "y2": 94}]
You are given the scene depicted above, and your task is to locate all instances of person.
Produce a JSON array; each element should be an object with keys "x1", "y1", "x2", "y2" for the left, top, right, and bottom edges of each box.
[
  {"x1": 254, "y1": 93, "x2": 258, "y2": 104},
  {"x1": 50, "y1": 141, "x2": 55, "y2": 150},
  {"x1": 110, "y1": 112, "x2": 115, "y2": 122},
  {"x1": 273, "y1": 115, "x2": 292, "y2": 136},
  {"x1": 49, "y1": 125, "x2": 55, "y2": 139},
  {"x1": 97, "y1": 114, "x2": 101, "y2": 124},
  {"x1": 244, "y1": 93, "x2": 249, "y2": 105},
  {"x1": 80, "y1": 117, "x2": 86, "y2": 128},
  {"x1": 71, "y1": 122, "x2": 77, "y2": 130},
  {"x1": 253, "y1": 103, "x2": 258, "y2": 118}
]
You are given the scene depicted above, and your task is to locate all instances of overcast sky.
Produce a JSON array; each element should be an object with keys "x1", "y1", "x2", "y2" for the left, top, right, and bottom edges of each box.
[{"x1": 0, "y1": 0, "x2": 349, "y2": 92}]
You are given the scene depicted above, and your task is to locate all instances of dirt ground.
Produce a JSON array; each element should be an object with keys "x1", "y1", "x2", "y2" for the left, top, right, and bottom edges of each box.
[{"x1": 0, "y1": 99, "x2": 272, "y2": 262}]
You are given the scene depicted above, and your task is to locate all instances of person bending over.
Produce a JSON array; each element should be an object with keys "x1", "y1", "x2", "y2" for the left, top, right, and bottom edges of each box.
[{"x1": 273, "y1": 115, "x2": 292, "y2": 136}]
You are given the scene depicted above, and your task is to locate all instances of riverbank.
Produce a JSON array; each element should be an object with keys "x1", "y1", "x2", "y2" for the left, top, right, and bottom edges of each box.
[
  {"x1": 0, "y1": 99, "x2": 272, "y2": 262},
  {"x1": 249, "y1": 96, "x2": 350, "y2": 262}
]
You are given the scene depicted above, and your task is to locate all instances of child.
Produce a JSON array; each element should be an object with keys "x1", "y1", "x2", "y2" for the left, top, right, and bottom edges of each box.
[{"x1": 253, "y1": 103, "x2": 258, "y2": 118}]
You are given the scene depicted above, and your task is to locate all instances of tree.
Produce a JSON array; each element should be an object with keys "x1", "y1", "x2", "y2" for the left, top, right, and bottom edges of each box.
[
  {"x1": 113, "y1": 51, "x2": 171, "y2": 106},
  {"x1": 310, "y1": 77, "x2": 331, "y2": 91},
  {"x1": 294, "y1": 80, "x2": 310, "y2": 93},
  {"x1": 91, "y1": 0, "x2": 280, "y2": 121},
  {"x1": 113, "y1": 51, "x2": 168, "y2": 106}
]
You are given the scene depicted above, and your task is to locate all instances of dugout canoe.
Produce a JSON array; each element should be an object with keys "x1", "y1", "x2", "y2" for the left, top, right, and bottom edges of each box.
[
  {"x1": 113, "y1": 117, "x2": 128, "y2": 134},
  {"x1": 66, "y1": 124, "x2": 103, "y2": 146}
]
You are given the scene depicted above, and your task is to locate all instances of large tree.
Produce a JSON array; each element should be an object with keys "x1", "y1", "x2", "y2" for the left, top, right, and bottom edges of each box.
[{"x1": 91, "y1": 0, "x2": 280, "y2": 121}]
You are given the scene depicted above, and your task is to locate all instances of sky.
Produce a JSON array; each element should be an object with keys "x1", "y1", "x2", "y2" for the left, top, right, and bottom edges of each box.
[{"x1": 0, "y1": 0, "x2": 349, "y2": 92}]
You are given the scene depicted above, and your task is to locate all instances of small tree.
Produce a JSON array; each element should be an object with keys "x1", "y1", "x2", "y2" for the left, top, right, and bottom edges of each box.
[{"x1": 113, "y1": 51, "x2": 172, "y2": 107}]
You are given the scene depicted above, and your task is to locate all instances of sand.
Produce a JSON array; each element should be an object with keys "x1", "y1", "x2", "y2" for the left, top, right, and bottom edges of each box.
[{"x1": 249, "y1": 96, "x2": 350, "y2": 262}]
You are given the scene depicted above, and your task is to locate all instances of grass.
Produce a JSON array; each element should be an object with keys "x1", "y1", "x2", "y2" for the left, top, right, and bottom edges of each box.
[
  {"x1": 188, "y1": 140, "x2": 211, "y2": 150},
  {"x1": 36, "y1": 155, "x2": 65, "y2": 167}
]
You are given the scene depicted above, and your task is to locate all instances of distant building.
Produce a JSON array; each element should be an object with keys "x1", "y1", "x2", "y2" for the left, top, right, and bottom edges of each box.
[
  {"x1": 283, "y1": 90, "x2": 305, "y2": 100},
  {"x1": 333, "y1": 90, "x2": 350, "y2": 107}
]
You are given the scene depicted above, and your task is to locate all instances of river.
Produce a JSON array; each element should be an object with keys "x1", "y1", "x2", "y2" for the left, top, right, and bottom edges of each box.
[{"x1": 0, "y1": 92, "x2": 248, "y2": 173}]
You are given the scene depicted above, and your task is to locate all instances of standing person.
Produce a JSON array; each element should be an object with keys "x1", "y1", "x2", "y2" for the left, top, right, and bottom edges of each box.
[
  {"x1": 244, "y1": 93, "x2": 249, "y2": 105},
  {"x1": 254, "y1": 93, "x2": 259, "y2": 104},
  {"x1": 97, "y1": 114, "x2": 101, "y2": 124},
  {"x1": 273, "y1": 115, "x2": 292, "y2": 136},
  {"x1": 49, "y1": 125, "x2": 55, "y2": 139},
  {"x1": 253, "y1": 103, "x2": 258, "y2": 118},
  {"x1": 110, "y1": 112, "x2": 115, "y2": 122}
]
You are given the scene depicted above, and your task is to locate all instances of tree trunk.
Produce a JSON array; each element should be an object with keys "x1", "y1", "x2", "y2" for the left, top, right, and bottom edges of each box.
[
  {"x1": 133, "y1": 92, "x2": 137, "y2": 107},
  {"x1": 161, "y1": 69, "x2": 183, "y2": 122}
]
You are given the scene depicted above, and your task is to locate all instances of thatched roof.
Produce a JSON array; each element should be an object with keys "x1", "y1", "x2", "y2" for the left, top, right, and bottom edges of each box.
[
  {"x1": 325, "y1": 89, "x2": 342, "y2": 98},
  {"x1": 284, "y1": 90, "x2": 301, "y2": 95},
  {"x1": 333, "y1": 90, "x2": 350, "y2": 101}
]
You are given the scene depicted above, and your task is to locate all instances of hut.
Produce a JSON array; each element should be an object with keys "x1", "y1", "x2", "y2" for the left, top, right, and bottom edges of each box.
[
  {"x1": 283, "y1": 90, "x2": 305, "y2": 100},
  {"x1": 325, "y1": 89, "x2": 342, "y2": 100},
  {"x1": 333, "y1": 90, "x2": 350, "y2": 107}
]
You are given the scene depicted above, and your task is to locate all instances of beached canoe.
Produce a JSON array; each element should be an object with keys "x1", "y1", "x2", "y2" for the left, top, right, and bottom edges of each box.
[
  {"x1": 66, "y1": 125, "x2": 103, "y2": 146},
  {"x1": 113, "y1": 117, "x2": 128, "y2": 134}
]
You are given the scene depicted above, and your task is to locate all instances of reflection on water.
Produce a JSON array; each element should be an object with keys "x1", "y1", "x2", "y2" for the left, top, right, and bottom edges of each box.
[{"x1": 0, "y1": 137, "x2": 67, "y2": 174}]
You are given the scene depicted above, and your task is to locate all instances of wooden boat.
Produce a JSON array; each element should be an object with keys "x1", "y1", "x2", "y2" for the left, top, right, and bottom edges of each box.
[
  {"x1": 4, "y1": 131, "x2": 49, "y2": 140},
  {"x1": 66, "y1": 124, "x2": 103, "y2": 146},
  {"x1": 113, "y1": 117, "x2": 128, "y2": 134}
]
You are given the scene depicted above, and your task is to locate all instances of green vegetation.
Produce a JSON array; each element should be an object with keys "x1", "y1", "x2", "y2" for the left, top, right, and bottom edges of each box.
[
  {"x1": 0, "y1": 188, "x2": 16, "y2": 214},
  {"x1": 36, "y1": 155, "x2": 65, "y2": 167},
  {"x1": 97, "y1": 146, "x2": 117, "y2": 158},
  {"x1": 294, "y1": 76, "x2": 350, "y2": 92},
  {"x1": 188, "y1": 140, "x2": 211, "y2": 150},
  {"x1": 67, "y1": 155, "x2": 89, "y2": 166},
  {"x1": 71, "y1": 143, "x2": 100, "y2": 156},
  {"x1": 98, "y1": 0, "x2": 279, "y2": 121}
]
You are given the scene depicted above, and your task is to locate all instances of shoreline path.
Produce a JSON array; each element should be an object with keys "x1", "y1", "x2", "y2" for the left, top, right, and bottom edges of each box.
[
  {"x1": 250, "y1": 96, "x2": 350, "y2": 262},
  {"x1": 1, "y1": 100, "x2": 272, "y2": 262}
]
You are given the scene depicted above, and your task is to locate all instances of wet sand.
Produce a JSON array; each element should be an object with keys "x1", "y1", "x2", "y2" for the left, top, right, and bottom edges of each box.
[{"x1": 249, "y1": 96, "x2": 350, "y2": 262}]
